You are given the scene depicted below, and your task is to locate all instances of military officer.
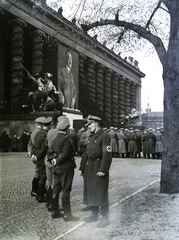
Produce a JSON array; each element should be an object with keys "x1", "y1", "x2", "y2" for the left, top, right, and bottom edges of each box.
[
  {"x1": 79, "y1": 115, "x2": 112, "y2": 228},
  {"x1": 32, "y1": 117, "x2": 52, "y2": 202},
  {"x1": 45, "y1": 118, "x2": 59, "y2": 211},
  {"x1": 28, "y1": 116, "x2": 46, "y2": 197},
  {"x1": 47, "y1": 116, "x2": 79, "y2": 221}
]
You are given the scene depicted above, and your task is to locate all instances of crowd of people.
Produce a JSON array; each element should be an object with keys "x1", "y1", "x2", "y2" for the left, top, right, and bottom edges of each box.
[
  {"x1": 0, "y1": 130, "x2": 30, "y2": 152},
  {"x1": 0, "y1": 115, "x2": 163, "y2": 228},
  {"x1": 77, "y1": 124, "x2": 163, "y2": 160},
  {"x1": 0, "y1": 124, "x2": 163, "y2": 160},
  {"x1": 103, "y1": 126, "x2": 163, "y2": 160}
]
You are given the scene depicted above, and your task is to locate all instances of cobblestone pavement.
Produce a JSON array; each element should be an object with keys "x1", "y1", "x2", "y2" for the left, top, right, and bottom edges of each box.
[{"x1": 0, "y1": 152, "x2": 170, "y2": 240}]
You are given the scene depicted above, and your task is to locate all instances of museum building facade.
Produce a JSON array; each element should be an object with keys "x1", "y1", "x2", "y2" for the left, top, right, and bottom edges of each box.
[{"x1": 0, "y1": 0, "x2": 145, "y2": 135}]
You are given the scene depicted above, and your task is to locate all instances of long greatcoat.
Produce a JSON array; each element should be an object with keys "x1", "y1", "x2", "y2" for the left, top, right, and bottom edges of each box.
[
  {"x1": 117, "y1": 131, "x2": 126, "y2": 153},
  {"x1": 80, "y1": 129, "x2": 112, "y2": 206},
  {"x1": 145, "y1": 132, "x2": 156, "y2": 154}
]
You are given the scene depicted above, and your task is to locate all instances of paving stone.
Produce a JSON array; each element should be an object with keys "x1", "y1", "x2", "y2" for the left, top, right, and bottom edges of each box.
[{"x1": 0, "y1": 152, "x2": 162, "y2": 240}]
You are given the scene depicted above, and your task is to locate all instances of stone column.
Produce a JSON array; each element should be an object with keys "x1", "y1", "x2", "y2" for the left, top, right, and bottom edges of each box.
[
  {"x1": 118, "y1": 76, "x2": 125, "y2": 116},
  {"x1": 124, "y1": 79, "x2": 131, "y2": 111},
  {"x1": 136, "y1": 84, "x2": 141, "y2": 112},
  {"x1": 0, "y1": 8, "x2": 4, "y2": 101},
  {"x1": 130, "y1": 82, "x2": 137, "y2": 109},
  {"x1": 96, "y1": 63, "x2": 105, "y2": 113},
  {"x1": 112, "y1": 72, "x2": 119, "y2": 126},
  {"x1": 30, "y1": 30, "x2": 45, "y2": 76},
  {"x1": 104, "y1": 68, "x2": 113, "y2": 124},
  {"x1": 86, "y1": 58, "x2": 96, "y2": 111},
  {"x1": 79, "y1": 53, "x2": 86, "y2": 113},
  {"x1": 10, "y1": 18, "x2": 27, "y2": 112}
]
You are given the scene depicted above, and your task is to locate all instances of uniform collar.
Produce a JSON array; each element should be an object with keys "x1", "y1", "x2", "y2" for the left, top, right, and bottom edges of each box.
[{"x1": 92, "y1": 129, "x2": 103, "y2": 139}]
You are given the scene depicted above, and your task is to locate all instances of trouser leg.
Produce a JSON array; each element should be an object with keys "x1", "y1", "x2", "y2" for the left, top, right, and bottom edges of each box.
[
  {"x1": 96, "y1": 205, "x2": 110, "y2": 228},
  {"x1": 101, "y1": 205, "x2": 109, "y2": 219},
  {"x1": 91, "y1": 206, "x2": 99, "y2": 216},
  {"x1": 36, "y1": 182, "x2": 46, "y2": 202},
  {"x1": 36, "y1": 165, "x2": 46, "y2": 202},
  {"x1": 45, "y1": 186, "x2": 53, "y2": 211},
  {"x1": 62, "y1": 194, "x2": 71, "y2": 216},
  {"x1": 52, "y1": 193, "x2": 59, "y2": 213}
]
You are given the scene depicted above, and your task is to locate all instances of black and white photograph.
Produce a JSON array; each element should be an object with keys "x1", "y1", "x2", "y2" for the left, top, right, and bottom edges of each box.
[{"x1": 0, "y1": 0, "x2": 179, "y2": 240}]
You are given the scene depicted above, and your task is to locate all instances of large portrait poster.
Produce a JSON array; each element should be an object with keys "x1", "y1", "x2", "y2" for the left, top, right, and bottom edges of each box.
[{"x1": 57, "y1": 44, "x2": 79, "y2": 109}]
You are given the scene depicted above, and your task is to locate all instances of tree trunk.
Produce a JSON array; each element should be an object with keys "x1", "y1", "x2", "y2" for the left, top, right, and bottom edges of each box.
[
  {"x1": 160, "y1": 62, "x2": 179, "y2": 193},
  {"x1": 160, "y1": 2, "x2": 179, "y2": 193}
]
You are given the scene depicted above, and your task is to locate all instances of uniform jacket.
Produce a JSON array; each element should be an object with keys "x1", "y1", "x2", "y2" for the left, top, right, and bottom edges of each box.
[
  {"x1": 154, "y1": 131, "x2": 163, "y2": 152},
  {"x1": 28, "y1": 127, "x2": 41, "y2": 156},
  {"x1": 143, "y1": 132, "x2": 156, "y2": 154},
  {"x1": 127, "y1": 131, "x2": 138, "y2": 152},
  {"x1": 58, "y1": 67, "x2": 76, "y2": 108},
  {"x1": 47, "y1": 132, "x2": 76, "y2": 171},
  {"x1": 45, "y1": 128, "x2": 59, "y2": 168},
  {"x1": 80, "y1": 129, "x2": 112, "y2": 206},
  {"x1": 78, "y1": 128, "x2": 91, "y2": 152},
  {"x1": 68, "y1": 131, "x2": 78, "y2": 154},
  {"x1": 108, "y1": 129, "x2": 118, "y2": 153},
  {"x1": 34, "y1": 129, "x2": 48, "y2": 166},
  {"x1": 117, "y1": 131, "x2": 126, "y2": 153}
]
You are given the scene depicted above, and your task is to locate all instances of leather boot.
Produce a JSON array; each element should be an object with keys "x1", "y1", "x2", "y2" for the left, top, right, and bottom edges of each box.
[
  {"x1": 97, "y1": 205, "x2": 109, "y2": 227},
  {"x1": 84, "y1": 206, "x2": 99, "y2": 222},
  {"x1": 36, "y1": 183, "x2": 46, "y2": 203},
  {"x1": 51, "y1": 193, "x2": 63, "y2": 218},
  {"x1": 62, "y1": 196, "x2": 79, "y2": 221},
  {"x1": 31, "y1": 178, "x2": 40, "y2": 197},
  {"x1": 48, "y1": 187, "x2": 53, "y2": 211},
  {"x1": 96, "y1": 216, "x2": 109, "y2": 228},
  {"x1": 45, "y1": 186, "x2": 52, "y2": 211}
]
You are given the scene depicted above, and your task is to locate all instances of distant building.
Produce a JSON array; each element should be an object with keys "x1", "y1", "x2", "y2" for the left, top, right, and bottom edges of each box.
[
  {"x1": 0, "y1": 0, "x2": 145, "y2": 136},
  {"x1": 141, "y1": 111, "x2": 164, "y2": 131}
]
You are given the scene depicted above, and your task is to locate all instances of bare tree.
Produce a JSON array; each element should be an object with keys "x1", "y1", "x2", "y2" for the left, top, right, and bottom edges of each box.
[
  {"x1": 48, "y1": 0, "x2": 178, "y2": 194},
  {"x1": 81, "y1": 0, "x2": 179, "y2": 194}
]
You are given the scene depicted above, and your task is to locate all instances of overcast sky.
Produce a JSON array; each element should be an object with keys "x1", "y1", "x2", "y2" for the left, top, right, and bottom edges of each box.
[{"x1": 133, "y1": 51, "x2": 164, "y2": 112}]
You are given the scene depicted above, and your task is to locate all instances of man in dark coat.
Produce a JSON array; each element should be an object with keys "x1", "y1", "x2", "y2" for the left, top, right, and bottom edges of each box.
[
  {"x1": 21, "y1": 130, "x2": 30, "y2": 152},
  {"x1": 47, "y1": 116, "x2": 79, "y2": 221},
  {"x1": 79, "y1": 115, "x2": 112, "y2": 228},
  {"x1": 145, "y1": 128, "x2": 156, "y2": 159}
]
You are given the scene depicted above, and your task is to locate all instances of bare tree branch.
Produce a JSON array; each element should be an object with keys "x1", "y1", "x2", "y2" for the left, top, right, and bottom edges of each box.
[
  {"x1": 145, "y1": 0, "x2": 162, "y2": 30},
  {"x1": 81, "y1": 19, "x2": 166, "y2": 64}
]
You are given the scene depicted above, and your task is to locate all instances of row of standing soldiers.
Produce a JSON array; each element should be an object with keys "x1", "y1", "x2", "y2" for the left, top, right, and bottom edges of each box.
[{"x1": 77, "y1": 126, "x2": 163, "y2": 160}]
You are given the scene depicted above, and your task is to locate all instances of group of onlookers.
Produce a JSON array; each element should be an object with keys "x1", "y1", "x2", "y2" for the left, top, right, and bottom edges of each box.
[
  {"x1": 77, "y1": 125, "x2": 163, "y2": 160},
  {"x1": 103, "y1": 126, "x2": 163, "y2": 160},
  {"x1": 0, "y1": 130, "x2": 30, "y2": 152},
  {"x1": 0, "y1": 125, "x2": 163, "y2": 160}
]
